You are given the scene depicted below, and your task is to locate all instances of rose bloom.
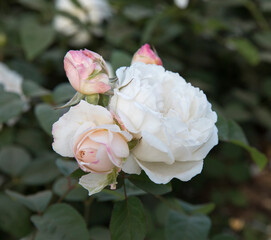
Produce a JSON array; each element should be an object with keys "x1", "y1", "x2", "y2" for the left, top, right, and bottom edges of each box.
[
  {"x1": 54, "y1": 0, "x2": 111, "y2": 46},
  {"x1": 52, "y1": 100, "x2": 132, "y2": 174},
  {"x1": 0, "y1": 63, "x2": 29, "y2": 130},
  {"x1": 110, "y1": 63, "x2": 218, "y2": 184},
  {"x1": 132, "y1": 44, "x2": 162, "y2": 66},
  {"x1": 64, "y1": 49, "x2": 111, "y2": 95},
  {"x1": 174, "y1": 0, "x2": 189, "y2": 9}
]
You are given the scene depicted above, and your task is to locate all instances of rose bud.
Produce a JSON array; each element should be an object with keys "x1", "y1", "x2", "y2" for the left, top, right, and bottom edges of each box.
[
  {"x1": 132, "y1": 44, "x2": 162, "y2": 66},
  {"x1": 52, "y1": 100, "x2": 132, "y2": 174},
  {"x1": 64, "y1": 49, "x2": 111, "y2": 95}
]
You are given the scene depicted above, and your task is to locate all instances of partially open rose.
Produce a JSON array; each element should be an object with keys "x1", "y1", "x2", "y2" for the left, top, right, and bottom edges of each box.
[
  {"x1": 52, "y1": 100, "x2": 132, "y2": 194},
  {"x1": 52, "y1": 100, "x2": 132, "y2": 173}
]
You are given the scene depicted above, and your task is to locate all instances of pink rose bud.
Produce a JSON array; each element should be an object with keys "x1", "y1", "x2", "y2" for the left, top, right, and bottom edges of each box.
[
  {"x1": 64, "y1": 49, "x2": 111, "y2": 95},
  {"x1": 132, "y1": 44, "x2": 162, "y2": 66}
]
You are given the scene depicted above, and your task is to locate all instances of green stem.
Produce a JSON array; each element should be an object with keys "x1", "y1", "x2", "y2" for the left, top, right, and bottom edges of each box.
[
  {"x1": 84, "y1": 197, "x2": 94, "y2": 227},
  {"x1": 245, "y1": 1, "x2": 270, "y2": 31}
]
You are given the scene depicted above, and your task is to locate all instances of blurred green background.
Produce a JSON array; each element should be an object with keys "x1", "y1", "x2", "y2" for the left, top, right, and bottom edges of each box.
[{"x1": 0, "y1": 0, "x2": 270, "y2": 239}]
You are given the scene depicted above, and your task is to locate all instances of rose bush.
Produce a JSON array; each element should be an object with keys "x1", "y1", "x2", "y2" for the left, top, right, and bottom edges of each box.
[{"x1": 110, "y1": 63, "x2": 218, "y2": 184}]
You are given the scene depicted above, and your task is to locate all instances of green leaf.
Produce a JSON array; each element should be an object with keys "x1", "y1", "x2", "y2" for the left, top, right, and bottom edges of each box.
[
  {"x1": 217, "y1": 115, "x2": 248, "y2": 144},
  {"x1": 177, "y1": 200, "x2": 215, "y2": 215},
  {"x1": 21, "y1": 159, "x2": 60, "y2": 185},
  {"x1": 128, "y1": 171, "x2": 172, "y2": 195},
  {"x1": 110, "y1": 50, "x2": 132, "y2": 72},
  {"x1": 20, "y1": 18, "x2": 55, "y2": 60},
  {"x1": 96, "y1": 181, "x2": 146, "y2": 202},
  {"x1": 55, "y1": 92, "x2": 84, "y2": 109},
  {"x1": 70, "y1": 168, "x2": 86, "y2": 179},
  {"x1": 254, "y1": 31, "x2": 271, "y2": 50},
  {"x1": 53, "y1": 177, "x2": 88, "y2": 201},
  {"x1": 0, "y1": 145, "x2": 31, "y2": 176},
  {"x1": 227, "y1": 38, "x2": 260, "y2": 65},
  {"x1": 165, "y1": 210, "x2": 211, "y2": 240},
  {"x1": 56, "y1": 158, "x2": 78, "y2": 176},
  {"x1": 6, "y1": 190, "x2": 52, "y2": 213},
  {"x1": 0, "y1": 92, "x2": 26, "y2": 123},
  {"x1": 89, "y1": 226, "x2": 110, "y2": 240},
  {"x1": 53, "y1": 83, "x2": 76, "y2": 104},
  {"x1": 110, "y1": 197, "x2": 146, "y2": 240},
  {"x1": 212, "y1": 233, "x2": 238, "y2": 240},
  {"x1": 22, "y1": 80, "x2": 50, "y2": 98},
  {"x1": 217, "y1": 115, "x2": 268, "y2": 169},
  {"x1": 18, "y1": 0, "x2": 51, "y2": 11},
  {"x1": 0, "y1": 127, "x2": 14, "y2": 148},
  {"x1": 31, "y1": 203, "x2": 89, "y2": 240},
  {"x1": 231, "y1": 140, "x2": 268, "y2": 170},
  {"x1": 35, "y1": 103, "x2": 64, "y2": 135},
  {"x1": 0, "y1": 193, "x2": 31, "y2": 238}
]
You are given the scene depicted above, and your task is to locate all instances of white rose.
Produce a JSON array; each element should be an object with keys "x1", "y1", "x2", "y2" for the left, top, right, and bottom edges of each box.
[
  {"x1": 54, "y1": 0, "x2": 112, "y2": 46},
  {"x1": 0, "y1": 63, "x2": 28, "y2": 129},
  {"x1": 174, "y1": 0, "x2": 189, "y2": 9},
  {"x1": 109, "y1": 63, "x2": 218, "y2": 184},
  {"x1": 0, "y1": 63, "x2": 24, "y2": 97}
]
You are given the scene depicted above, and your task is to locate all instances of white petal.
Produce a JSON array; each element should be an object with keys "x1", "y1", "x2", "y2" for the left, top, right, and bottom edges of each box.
[
  {"x1": 191, "y1": 126, "x2": 218, "y2": 160},
  {"x1": 122, "y1": 154, "x2": 141, "y2": 175},
  {"x1": 136, "y1": 159, "x2": 203, "y2": 184},
  {"x1": 132, "y1": 131, "x2": 174, "y2": 164},
  {"x1": 79, "y1": 170, "x2": 117, "y2": 196},
  {"x1": 79, "y1": 173, "x2": 109, "y2": 196}
]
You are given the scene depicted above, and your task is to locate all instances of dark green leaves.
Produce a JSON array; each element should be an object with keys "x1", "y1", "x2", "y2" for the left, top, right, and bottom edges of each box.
[
  {"x1": 6, "y1": 190, "x2": 52, "y2": 213},
  {"x1": 0, "y1": 193, "x2": 31, "y2": 238},
  {"x1": 0, "y1": 146, "x2": 31, "y2": 176},
  {"x1": 22, "y1": 80, "x2": 50, "y2": 98},
  {"x1": 53, "y1": 83, "x2": 76, "y2": 104},
  {"x1": 217, "y1": 115, "x2": 268, "y2": 169},
  {"x1": 110, "y1": 50, "x2": 132, "y2": 71},
  {"x1": 217, "y1": 115, "x2": 248, "y2": 144},
  {"x1": 56, "y1": 158, "x2": 78, "y2": 176},
  {"x1": 20, "y1": 18, "x2": 55, "y2": 60},
  {"x1": 53, "y1": 177, "x2": 88, "y2": 201},
  {"x1": 165, "y1": 210, "x2": 211, "y2": 240},
  {"x1": 227, "y1": 38, "x2": 260, "y2": 65},
  {"x1": 31, "y1": 203, "x2": 89, "y2": 240},
  {"x1": 21, "y1": 159, "x2": 60, "y2": 185},
  {"x1": 110, "y1": 197, "x2": 146, "y2": 240},
  {"x1": 0, "y1": 91, "x2": 26, "y2": 123},
  {"x1": 129, "y1": 171, "x2": 172, "y2": 195},
  {"x1": 35, "y1": 103, "x2": 64, "y2": 135}
]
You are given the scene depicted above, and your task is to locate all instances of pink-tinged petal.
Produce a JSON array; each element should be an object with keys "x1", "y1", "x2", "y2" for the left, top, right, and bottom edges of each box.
[
  {"x1": 95, "y1": 144, "x2": 115, "y2": 172},
  {"x1": 80, "y1": 80, "x2": 111, "y2": 95},
  {"x1": 63, "y1": 49, "x2": 110, "y2": 94},
  {"x1": 132, "y1": 44, "x2": 163, "y2": 66},
  {"x1": 88, "y1": 129, "x2": 109, "y2": 145},
  {"x1": 64, "y1": 55, "x2": 81, "y2": 91}
]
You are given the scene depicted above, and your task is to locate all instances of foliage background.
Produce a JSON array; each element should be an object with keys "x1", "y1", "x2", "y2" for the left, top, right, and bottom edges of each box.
[{"x1": 0, "y1": 0, "x2": 270, "y2": 239}]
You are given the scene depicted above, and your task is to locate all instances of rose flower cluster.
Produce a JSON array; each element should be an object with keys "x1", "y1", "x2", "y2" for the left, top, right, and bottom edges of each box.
[{"x1": 52, "y1": 44, "x2": 218, "y2": 195}]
